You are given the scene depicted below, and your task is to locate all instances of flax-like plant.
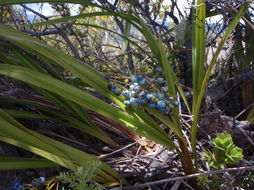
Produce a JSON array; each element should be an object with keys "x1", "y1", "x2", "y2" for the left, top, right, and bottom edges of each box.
[
  {"x1": 191, "y1": 1, "x2": 254, "y2": 168},
  {"x1": 0, "y1": 0, "x2": 253, "y2": 188}
]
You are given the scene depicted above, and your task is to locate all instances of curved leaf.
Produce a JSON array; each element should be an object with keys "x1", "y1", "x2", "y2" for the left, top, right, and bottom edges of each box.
[{"x1": 0, "y1": 64, "x2": 175, "y2": 148}]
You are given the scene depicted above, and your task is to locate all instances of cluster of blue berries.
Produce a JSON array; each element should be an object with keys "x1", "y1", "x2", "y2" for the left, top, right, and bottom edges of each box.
[
  {"x1": 107, "y1": 67, "x2": 180, "y2": 114},
  {"x1": 12, "y1": 177, "x2": 46, "y2": 190}
]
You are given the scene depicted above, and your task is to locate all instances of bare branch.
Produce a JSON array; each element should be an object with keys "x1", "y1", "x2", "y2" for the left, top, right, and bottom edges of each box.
[{"x1": 113, "y1": 166, "x2": 254, "y2": 190}]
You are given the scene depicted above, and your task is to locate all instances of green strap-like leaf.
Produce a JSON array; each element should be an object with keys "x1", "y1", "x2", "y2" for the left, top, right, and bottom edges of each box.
[
  {"x1": 0, "y1": 110, "x2": 126, "y2": 184},
  {"x1": 191, "y1": 1, "x2": 254, "y2": 165},
  {"x1": 0, "y1": 157, "x2": 59, "y2": 170},
  {"x1": 0, "y1": 64, "x2": 175, "y2": 148}
]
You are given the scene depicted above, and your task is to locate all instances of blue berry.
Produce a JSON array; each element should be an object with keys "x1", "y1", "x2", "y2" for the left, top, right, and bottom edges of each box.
[
  {"x1": 38, "y1": 177, "x2": 46, "y2": 183},
  {"x1": 124, "y1": 100, "x2": 131, "y2": 107},
  {"x1": 135, "y1": 98, "x2": 141, "y2": 104},
  {"x1": 111, "y1": 84, "x2": 117, "y2": 88},
  {"x1": 136, "y1": 74, "x2": 143, "y2": 81},
  {"x1": 149, "y1": 103, "x2": 156, "y2": 109},
  {"x1": 12, "y1": 182, "x2": 24, "y2": 190},
  {"x1": 12, "y1": 182, "x2": 21, "y2": 189},
  {"x1": 123, "y1": 90, "x2": 131, "y2": 99},
  {"x1": 161, "y1": 86, "x2": 168, "y2": 92},
  {"x1": 138, "y1": 91, "x2": 146, "y2": 97},
  {"x1": 131, "y1": 91, "x2": 137, "y2": 97},
  {"x1": 155, "y1": 67, "x2": 162, "y2": 73},
  {"x1": 138, "y1": 78, "x2": 147, "y2": 86},
  {"x1": 111, "y1": 88, "x2": 116, "y2": 93},
  {"x1": 129, "y1": 84, "x2": 135, "y2": 90},
  {"x1": 156, "y1": 77, "x2": 164, "y2": 85},
  {"x1": 157, "y1": 92, "x2": 165, "y2": 100},
  {"x1": 133, "y1": 86, "x2": 140, "y2": 92},
  {"x1": 104, "y1": 74, "x2": 109, "y2": 80},
  {"x1": 146, "y1": 93, "x2": 154, "y2": 100},
  {"x1": 130, "y1": 98, "x2": 138, "y2": 107},
  {"x1": 165, "y1": 106, "x2": 171, "y2": 112},
  {"x1": 165, "y1": 100, "x2": 170, "y2": 104},
  {"x1": 108, "y1": 84, "x2": 121, "y2": 95},
  {"x1": 140, "y1": 99, "x2": 147, "y2": 104},
  {"x1": 31, "y1": 179, "x2": 37, "y2": 187},
  {"x1": 157, "y1": 100, "x2": 166, "y2": 108},
  {"x1": 115, "y1": 87, "x2": 121, "y2": 95},
  {"x1": 158, "y1": 107, "x2": 165, "y2": 113},
  {"x1": 173, "y1": 101, "x2": 180, "y2": 107},
  {"x1": 168, "y1": 96, "x2": 173, "y2": 100},
  {"x1": 131, "y1": 77, "x2": 138, "y2": 83}
]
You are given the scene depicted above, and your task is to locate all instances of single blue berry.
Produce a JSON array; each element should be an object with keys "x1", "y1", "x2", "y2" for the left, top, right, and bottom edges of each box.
[
  {"x1": 104, "y1": 74, "x2": 109, "y2": 80},
  {"x1": 157, "y1": 100, "x2": 166, "y2": 108},
  {"x1": 131, "y1": 91, "x2": 137, "y2": 97},
  {"x1": 156, "y1": 77, "x2": 164, "y2": 85},
  {"x1": 138, "y1": 78, "x2": 147, "y2": 86},
  {"x1": 158, "y1": 107, "x2": 165, "y2": 113},
  {"x1": 111, "y1": 88, "x2": 116, "y2": 93},
  {"x1": 12, "y1": 182, "x2": 24, "y2": 190},
  {"x1": 115, "y1": 87, "x2": 121, "y2": 95},
  {"x1": 111, "y1": 84, "x2": 117, "y2": 89},
  {"x1": 135, "y1": 98, "x2": 141, "y2": 104},
  {"x1": 140, "y1": 99, "x2": 147, "y2": 104},
  {"x1": 133, "y1": 86, "x2": 140, "y2": 92},
  {"x1": 31, "y1": 179, "x2": 37, "y2": 187},
  {"x1": 161, "y1": 86, "x2": 168, "y2": 92},
  {"x1": 136, "y1": 74, "x2": 143, "y2": 81},
  {"x1": 165, "y1": 106, "x2": 171, "y2": 112},
  {"x1": 157, "y1": 92, "x2": 165, "y2": 100},
  {"x1": 173, "y1": 101, "x2": 180, "y2": 107},
  {"x1": 130, "y1": 98, "x2": 138, "y2": 107},
  {"x1": 131, "y1": 77, "x2": 138, "y2": 83},
  {"x1": 38, "y1": 177, "x2": 46, "y2": 183},
  {"x1": 155, "y1": 67, "x2": 162, "y2": 73},
  {"x1": 129, "y1": 84, "x2": 135, "y2": 90},
  {"x1": 146, "y1": 93, "x2": 155, "y2": 100},
  {"x1": 165, "y1": 100, "x2": 170, "y2": 104},
  {"x1": 138, "y1": 91, "x2": 146, "y2": 97},
  {"x1": 149, "y1": 103, "x2": 156, "y2": 109},
  {"x1": 12, "y1": 182, "x2": 21, "y2": 189},
  {"x1": 168, "y1": 96, "x2": 173, "y2": 100},
  {"x1": 124, "y1": 100, "x2": 131, "y2": 107},
  {"x1": 123, "y1": 90, "x2": 131, "y2": 99}
]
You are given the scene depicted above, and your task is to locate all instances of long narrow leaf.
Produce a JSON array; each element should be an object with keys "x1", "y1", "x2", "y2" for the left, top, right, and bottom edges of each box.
[
  {"x1": 0, "y1": 65, "x2": 175, "y2": 148},
  {"x1": 191, "y1": 2, "x2": 254, "y2": 165},
  {"x1": 0, "y1": 110, "x2": 126, "y2": 184},
  {"x1": 0, "y1": 157, "x2": 59, "y2": 170}
]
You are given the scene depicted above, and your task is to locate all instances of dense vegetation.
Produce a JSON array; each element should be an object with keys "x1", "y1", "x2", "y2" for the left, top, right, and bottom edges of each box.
[{"x1": 0, "y1": 0, "x2": 253, "y2": 189}]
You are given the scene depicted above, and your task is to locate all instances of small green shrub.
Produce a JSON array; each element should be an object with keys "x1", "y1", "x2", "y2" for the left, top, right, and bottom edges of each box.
[
  {"x1": 202, "y1": 132, "x2": 243, "y2": 169},
  {"x1": 59, "y1": 161, "x2": 104, "y2": 190}
]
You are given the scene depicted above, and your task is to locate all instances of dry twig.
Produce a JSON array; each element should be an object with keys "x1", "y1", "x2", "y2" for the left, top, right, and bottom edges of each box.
[{"x1": 112, "y1": 166, "x2": 254, "y2": 190}]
